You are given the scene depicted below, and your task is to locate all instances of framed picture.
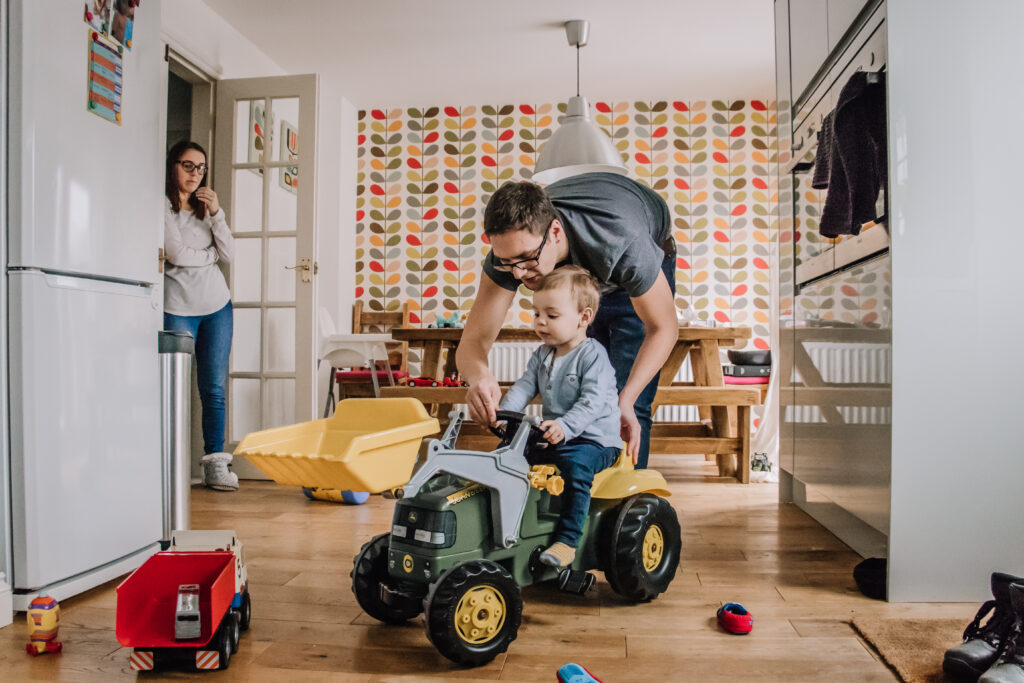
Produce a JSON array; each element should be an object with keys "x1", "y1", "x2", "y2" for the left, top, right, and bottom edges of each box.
[
  {"x1": 247, "y1": 100, "x2": 266, "y2": 175},
  {"x1": 279, "y1": 120, "x2": 298, "y2": 194}
]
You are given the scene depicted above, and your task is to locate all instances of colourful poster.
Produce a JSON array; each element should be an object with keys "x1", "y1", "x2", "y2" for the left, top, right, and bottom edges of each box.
[
  {"x1": 87, "y1": 31, "x2": 123, "y2": 124},
  {"x1": 280, "y1": 120, "x2": 298, "y2": 193},
  {"x1": 248, "y1": 100, "x2": 266, "y2": 175}
]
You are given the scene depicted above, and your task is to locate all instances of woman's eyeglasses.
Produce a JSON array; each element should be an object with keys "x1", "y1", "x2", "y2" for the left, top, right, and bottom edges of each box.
[
  {"x1": 177, "y1": 160, "x2": 208, "y2": 175},
  {"x1": 491, "y1": 225, "x2": 550, "y2": 273}
]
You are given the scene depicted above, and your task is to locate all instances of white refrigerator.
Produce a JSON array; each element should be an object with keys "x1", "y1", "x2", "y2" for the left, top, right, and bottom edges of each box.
[{"x1": 5, "y1": 0, "x2": 166, "y2": 609}]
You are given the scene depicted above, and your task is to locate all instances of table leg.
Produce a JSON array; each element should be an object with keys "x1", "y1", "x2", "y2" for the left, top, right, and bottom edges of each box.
[
  {"x1": 688, "y1": 345, "x2": 717, "y2": 462},
  {"x1": 697, "y1": 340, "x2": 738, "y2": 478},
  {"x1": 659, "y1": 342, "x2": 694, "y2": 386},
  {"x1": 420, "y1": 341, "x2": 444, "y2": 379}
]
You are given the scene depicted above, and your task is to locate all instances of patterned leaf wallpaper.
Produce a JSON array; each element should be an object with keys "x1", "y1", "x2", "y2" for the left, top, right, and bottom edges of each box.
[{"x1": 355, "y1": 100, "x2": 781, "y2": 351}]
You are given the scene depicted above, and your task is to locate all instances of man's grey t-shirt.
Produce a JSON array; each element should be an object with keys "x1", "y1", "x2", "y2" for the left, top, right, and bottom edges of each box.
[{"x1": 484, "y1": 172, "x2": 672, "y2": 297}]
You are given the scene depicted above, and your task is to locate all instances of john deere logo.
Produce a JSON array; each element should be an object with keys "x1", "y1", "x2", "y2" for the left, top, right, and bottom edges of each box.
[
  {"x1": 402, "y1": 554, "x2": 414, "y2": 573},
  {"x1": 408, "y1": 511, "x2": 418, "y2": 523}
]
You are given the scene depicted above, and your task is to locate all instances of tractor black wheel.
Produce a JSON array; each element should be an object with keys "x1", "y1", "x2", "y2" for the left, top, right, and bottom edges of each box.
[
  {"x1": 604, "y1": 493, "x2": 681, "y2": 602},
  {"x1": 351, "y1": 533, "x2": 422, "y2": 623},
  {"x1": 239, "y1": 590, "x2": 252, "y2": 631},
  {"x1": 423, "y1": 560, "x2": 522, "y2": 667},
  {"x1": 229, "y1": 611, "x2": 241, "y2": 652}
]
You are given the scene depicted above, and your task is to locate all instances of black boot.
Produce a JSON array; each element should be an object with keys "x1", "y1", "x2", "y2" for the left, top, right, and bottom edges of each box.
[
  {"x1": 944, "y1": 573, "x2": 1022, "y2": 680},
  {"x1": 979, "y1": 582, "x2": 1024, "y2": 683}
]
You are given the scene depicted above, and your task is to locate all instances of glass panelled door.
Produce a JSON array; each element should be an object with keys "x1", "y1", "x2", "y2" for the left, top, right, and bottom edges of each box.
[{"x1": 214, "y1": 76, "x2": 318, "y2": 477}]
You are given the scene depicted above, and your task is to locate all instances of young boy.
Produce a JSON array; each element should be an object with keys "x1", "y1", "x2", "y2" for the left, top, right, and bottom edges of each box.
[{"x1": 498, "y1": 266, "x2": 622, "y2": 568}]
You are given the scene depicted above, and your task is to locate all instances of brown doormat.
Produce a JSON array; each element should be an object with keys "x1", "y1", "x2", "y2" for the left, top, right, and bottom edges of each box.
[{"x1": 851, "y1": 616, "x2": 965, "y2": 683}]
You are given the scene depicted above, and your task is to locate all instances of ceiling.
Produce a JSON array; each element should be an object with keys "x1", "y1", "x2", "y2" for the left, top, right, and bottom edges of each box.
[{"x1": 200, "y1": 0, "x2": 776, "y2": 109}]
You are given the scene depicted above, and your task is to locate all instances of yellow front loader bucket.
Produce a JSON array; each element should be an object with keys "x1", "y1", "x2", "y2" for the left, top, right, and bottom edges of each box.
[{"x1": 234, "y1": 398, "x2": 440, "y2": 493}]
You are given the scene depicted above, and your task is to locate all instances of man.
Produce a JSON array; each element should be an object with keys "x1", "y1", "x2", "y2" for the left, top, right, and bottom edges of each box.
[{"x1": 457, "y1": 172, "x2": 678, "y2": 468}]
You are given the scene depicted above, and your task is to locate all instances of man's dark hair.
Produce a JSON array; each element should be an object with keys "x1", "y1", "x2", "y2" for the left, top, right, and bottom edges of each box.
[{"x1": 483, "y1": 181, "x2": 557, "y2": 237}]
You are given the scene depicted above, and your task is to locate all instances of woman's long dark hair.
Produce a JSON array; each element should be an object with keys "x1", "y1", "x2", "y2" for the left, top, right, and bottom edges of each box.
[{"x1": 166, "y1": 140, "x2": 208, "y2": 220}]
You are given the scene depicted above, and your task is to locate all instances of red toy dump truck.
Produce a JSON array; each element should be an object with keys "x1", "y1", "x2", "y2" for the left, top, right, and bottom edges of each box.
[{"x1": 116, "y1": 530, "x2": 250, "y2": 671}]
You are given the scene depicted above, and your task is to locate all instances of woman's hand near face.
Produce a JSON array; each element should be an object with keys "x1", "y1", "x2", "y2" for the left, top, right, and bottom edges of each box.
[{"x1": 195, "y1": 188, "x2": 220, "y2": 216}]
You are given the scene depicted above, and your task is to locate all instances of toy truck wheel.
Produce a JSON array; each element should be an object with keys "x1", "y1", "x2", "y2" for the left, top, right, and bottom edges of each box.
[
  {"x1": 239, "y1": 590, "x2": 252, "y2": 631},
  {"x1": 229, "y1": 611, "x2": 241, "y2": 653},
  {"x1": 604, "y1": 493, "x2": 681, "y2": 602},
  {"x1": 216, "y1": 620, "x2": 233, "y2": 670},
  {"x1": 423, "y1": 560, "x2": 523, "y2": 667},
  {"x1": 351, "y1": 533, "x2": 422, "y2": 623}
]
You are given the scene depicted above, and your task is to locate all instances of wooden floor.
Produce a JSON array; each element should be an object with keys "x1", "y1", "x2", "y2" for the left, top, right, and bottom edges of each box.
[{"x1": 0, "y1": 454, "x2": 975, "y2": 681}]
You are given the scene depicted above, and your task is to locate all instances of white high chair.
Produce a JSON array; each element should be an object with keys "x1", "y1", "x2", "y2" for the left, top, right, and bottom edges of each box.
[{"x1": 318, "y1": 308, "x2": 399, "y2": 416}]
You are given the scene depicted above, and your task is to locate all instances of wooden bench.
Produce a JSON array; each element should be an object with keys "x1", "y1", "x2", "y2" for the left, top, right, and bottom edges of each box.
[
  {"x1": 378, "y1": 384, "x2": 762, "y2": 484},
  {"x1": 650, "y1": 385, "x2": 762, "y2": 484}
]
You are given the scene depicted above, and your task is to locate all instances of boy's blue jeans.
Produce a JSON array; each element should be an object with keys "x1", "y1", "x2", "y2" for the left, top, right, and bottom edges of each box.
[
  {"x1": 164, "y1": 301, "x2": 233, "y2": 454},
  {"x1": 529, "y1": 438, "x2": 620, "y2": 548},
  {"x1": 589, "y1": 253, "x2": 677, "y2": 469}
]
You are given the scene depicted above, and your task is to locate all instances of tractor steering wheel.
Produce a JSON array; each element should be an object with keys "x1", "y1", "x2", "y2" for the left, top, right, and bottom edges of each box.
[{"x1": 488, "y1": 410, "x2": 551, "y2": 455}]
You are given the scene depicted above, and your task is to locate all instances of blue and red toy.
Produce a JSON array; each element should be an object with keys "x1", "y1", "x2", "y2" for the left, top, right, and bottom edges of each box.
[{"x1": 717, "y1": 602, "x2": 753, "y2": 634}]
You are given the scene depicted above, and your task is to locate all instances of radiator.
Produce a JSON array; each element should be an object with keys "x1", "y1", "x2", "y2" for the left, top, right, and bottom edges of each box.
[{"x1": 785, "y1": 342, "x2": 891, "y2": 425}]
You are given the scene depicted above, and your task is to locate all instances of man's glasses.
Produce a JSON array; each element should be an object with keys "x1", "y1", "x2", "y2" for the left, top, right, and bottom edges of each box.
[
  {"x1": 177, "y1": 160, "x2": 208, "y2": 175},
  {"x1": 491, "y1": 225, "x2": 550, "y2": 273}
]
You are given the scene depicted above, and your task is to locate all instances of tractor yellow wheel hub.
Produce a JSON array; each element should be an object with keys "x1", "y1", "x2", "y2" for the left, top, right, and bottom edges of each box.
[
  {"x1": 454, "y1": 585, "x2": 506, "y2": 645},
  {"x1": 643, "y1": 524, "x2": 664, "y2": 572}
]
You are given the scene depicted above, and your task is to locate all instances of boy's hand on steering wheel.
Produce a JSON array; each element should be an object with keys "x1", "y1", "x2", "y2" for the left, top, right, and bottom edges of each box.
[{"x1": 539, "y1": 420, "x2": 564, "y2": 444}]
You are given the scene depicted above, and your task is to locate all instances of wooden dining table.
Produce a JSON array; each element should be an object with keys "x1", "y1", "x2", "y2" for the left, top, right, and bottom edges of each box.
[{"x1": 391, "y1": 325, "x2": 751, "y2": 384}]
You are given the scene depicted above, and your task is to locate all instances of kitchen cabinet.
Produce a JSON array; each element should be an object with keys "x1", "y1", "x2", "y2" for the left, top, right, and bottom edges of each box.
[
  {"x1": 788, "y1": 0, "x2": 829, "y2": 104},
  {"x1": 776, "y1": 0, "x2": 1024, "y2": 602}
]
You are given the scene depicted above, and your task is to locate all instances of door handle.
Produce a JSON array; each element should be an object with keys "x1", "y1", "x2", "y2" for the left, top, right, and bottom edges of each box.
[{"x1": 285, "y1": 257, "x2": 318, "y2": 283}]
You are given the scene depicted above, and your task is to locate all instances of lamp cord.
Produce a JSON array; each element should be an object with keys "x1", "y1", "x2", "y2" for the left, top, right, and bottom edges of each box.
[{"x1": 576, "y1": 44, "x2": 580, "y2": 97}]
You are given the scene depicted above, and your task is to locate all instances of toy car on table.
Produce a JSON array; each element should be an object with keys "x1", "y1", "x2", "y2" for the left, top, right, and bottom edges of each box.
[{"x1": 350, "y1": 409, "x2": 682, "y2": 666}]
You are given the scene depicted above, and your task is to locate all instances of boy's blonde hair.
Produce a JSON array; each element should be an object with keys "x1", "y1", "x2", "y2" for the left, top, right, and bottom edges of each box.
[{"x1": 534, "y1": 265, "x2": 600, "y2": 315}]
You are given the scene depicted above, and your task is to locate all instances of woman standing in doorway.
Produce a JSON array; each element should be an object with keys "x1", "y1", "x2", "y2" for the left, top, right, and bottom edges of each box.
[{"x1": 163, "y1": 141, "x2": 238, "y2": 491}]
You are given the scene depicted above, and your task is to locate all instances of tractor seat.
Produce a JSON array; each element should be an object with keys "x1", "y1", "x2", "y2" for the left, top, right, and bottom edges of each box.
[{"x1": 590, "y1": 449, "x2": 671, "y2": 500}]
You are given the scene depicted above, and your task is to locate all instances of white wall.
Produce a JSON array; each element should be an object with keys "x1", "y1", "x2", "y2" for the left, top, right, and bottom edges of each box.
[
  {"x1": 160, "y1": 0, "x2": 285, "y2": 79},
  {"x1": 887, "y1": 0, "x2": 1024, "y2": 601}
]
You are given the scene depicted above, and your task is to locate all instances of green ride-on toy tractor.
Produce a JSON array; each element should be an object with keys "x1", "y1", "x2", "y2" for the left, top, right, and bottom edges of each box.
[{"x1": 350, "y1": 410, "x2": 682, "y2": 666}]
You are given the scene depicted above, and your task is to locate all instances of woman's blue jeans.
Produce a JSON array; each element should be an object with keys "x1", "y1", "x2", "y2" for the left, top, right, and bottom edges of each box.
[
  {"x1": 588, "y1": 254, "x2": 676, "y2": 469},
  {"x1": 164, "y1": 301, "x2": 233, "y2": 454}
]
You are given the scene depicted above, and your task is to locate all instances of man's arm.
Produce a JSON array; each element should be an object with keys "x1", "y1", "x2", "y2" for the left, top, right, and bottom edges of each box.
[
  {"x1": 457, "y1": 275, "x2": 516, "y2": 425},
  {"x1": 619, "y1": 270, "x2": 677, "y2": 459}
]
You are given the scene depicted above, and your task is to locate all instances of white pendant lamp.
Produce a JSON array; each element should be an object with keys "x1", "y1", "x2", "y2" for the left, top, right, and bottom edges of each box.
[{"x1": 531, "y1": 20, "x2": 629, "y2": 185}]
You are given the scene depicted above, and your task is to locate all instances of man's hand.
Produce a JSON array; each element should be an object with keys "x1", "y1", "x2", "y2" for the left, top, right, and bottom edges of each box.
[
  {"x1": 539, "y1": 420, "x2": 564, "y2": 444},
  {"x1": 619, "y1": 400, "x2": 641, "y2": 464},
  {"x1": 466, "y1": 375, "x2": 502, "y2": 426}
]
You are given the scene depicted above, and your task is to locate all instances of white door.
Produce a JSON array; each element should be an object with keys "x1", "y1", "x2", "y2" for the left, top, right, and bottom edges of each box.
[{"x1": 214, "y1": 75, "x2": 318, "y2": 477}]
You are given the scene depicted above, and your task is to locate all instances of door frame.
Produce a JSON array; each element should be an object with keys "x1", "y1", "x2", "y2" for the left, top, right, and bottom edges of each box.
[{"x1": 213, "y1": 75, "x2": 319, "y2": 467}]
